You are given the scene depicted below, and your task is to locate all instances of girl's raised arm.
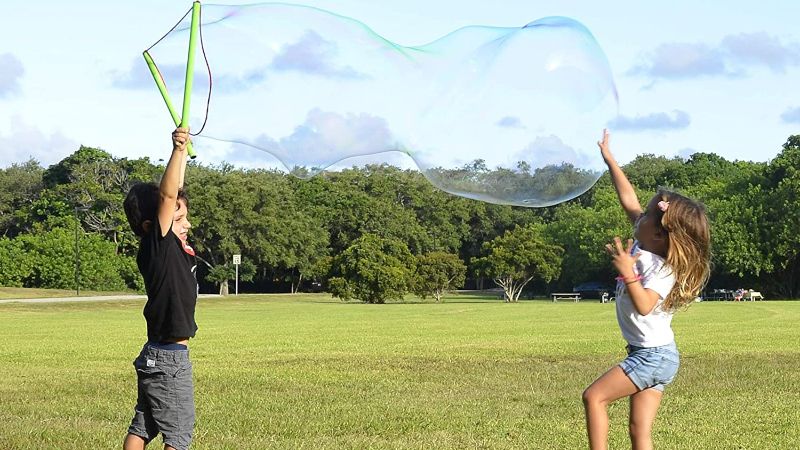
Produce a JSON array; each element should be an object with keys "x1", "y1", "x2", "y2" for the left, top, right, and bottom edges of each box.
[{"x1": 599, "y1": 129, "x2": 642, "y2": 224}]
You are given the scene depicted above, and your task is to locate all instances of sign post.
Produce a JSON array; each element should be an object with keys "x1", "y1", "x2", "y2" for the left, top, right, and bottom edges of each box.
[{"x1": 232, "y1": 254, "x2": 241, "y2": 296}]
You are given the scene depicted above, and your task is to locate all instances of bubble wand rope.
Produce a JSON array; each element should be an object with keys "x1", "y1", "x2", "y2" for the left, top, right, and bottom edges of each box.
[{"x1": 142, "y1": 1, "x2": 202, "y2": 158}]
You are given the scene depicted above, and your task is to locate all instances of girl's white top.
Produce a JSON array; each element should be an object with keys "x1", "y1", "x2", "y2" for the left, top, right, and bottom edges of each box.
[{"x1": 615, "y1": 243, "x2": 676, "y2": 347}]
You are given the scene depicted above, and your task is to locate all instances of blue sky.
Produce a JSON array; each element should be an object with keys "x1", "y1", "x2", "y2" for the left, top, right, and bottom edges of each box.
[{"x1": 1, "y1": 0, "x2": 798, "y2": 170}]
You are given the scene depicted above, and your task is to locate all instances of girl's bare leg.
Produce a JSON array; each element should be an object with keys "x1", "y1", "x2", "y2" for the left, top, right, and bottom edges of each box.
[
  {"x1": 582, "y1": 366, "x2": 639, "y2": 450},
  {"x1": 629, "y1": 388, "x2": 663, "y2": 450}
]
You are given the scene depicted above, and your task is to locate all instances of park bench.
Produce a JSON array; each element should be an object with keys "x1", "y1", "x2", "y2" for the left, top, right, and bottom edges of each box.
[{"x1": 551, "y1": 292, "x2": 581, "y2": 302}]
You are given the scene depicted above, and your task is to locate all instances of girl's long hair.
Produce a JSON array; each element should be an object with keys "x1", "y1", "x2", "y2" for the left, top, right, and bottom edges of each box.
[{"x1": 657, "y1": 188, "x2": 712, "y2": 310}]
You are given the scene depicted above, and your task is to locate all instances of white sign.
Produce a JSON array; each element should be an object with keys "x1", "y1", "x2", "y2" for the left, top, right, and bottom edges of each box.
[{"x1": 232, "y1": 254, "x2": 241, "y2": 265}]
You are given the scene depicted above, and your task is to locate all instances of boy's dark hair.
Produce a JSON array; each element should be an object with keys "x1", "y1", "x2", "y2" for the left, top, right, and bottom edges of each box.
[
  {"x1": 124, "y1": 183, "x2": 159, "y2": 238},
  {"x1": 177, "y1": 187, "x2": 189, "y2": 208},
  {"x1": 124, "y1": 183, "x2": 189, "y2": 238}
]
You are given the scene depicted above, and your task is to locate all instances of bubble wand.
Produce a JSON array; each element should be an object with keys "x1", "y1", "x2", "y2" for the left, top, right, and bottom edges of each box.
[{"x1": 142, "y1": 1, "x2": 201, "y2": 158}]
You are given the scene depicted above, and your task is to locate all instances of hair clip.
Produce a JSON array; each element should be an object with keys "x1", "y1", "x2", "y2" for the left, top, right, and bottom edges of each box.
[{"x1": 657, "y1": 200, "x2": 669, "y2": 212}]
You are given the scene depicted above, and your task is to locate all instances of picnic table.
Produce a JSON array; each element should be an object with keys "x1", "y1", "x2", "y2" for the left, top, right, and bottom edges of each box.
[
  {"x1": 551, "y1": 292, "x2": 581, "y2": 302},
  {"x1": 704, "y1": 289, "x2": 734, "y2": 301}
]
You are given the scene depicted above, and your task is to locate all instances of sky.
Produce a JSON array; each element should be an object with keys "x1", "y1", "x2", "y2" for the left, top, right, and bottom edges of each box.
[{"x1": 1, "y1": 0, "x2": 799, "y2": 171}]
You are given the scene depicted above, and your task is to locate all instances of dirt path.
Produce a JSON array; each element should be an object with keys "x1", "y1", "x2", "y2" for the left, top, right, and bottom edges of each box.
[{"x1": 0, "y1": 294, "x2": 220, "y2": 304}]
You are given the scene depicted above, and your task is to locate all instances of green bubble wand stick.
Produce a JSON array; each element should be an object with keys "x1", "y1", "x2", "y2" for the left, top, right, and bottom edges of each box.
[{"x1": 142, "y1": 1, "x2": 201, "y2": 158}]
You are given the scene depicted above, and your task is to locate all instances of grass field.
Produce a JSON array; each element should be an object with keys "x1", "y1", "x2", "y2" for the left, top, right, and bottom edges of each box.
[
  {"x1": 0, "y1": 293, "x2": 798, "y2": 449},
  {"x1": 0, "y1": 287, "x2": 135, "y2": 300}
]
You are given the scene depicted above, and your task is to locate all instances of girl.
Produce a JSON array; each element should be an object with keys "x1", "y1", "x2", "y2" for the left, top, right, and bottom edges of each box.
[{"x1": 582, "y1": 130, "x2": 711, "y2": 450}]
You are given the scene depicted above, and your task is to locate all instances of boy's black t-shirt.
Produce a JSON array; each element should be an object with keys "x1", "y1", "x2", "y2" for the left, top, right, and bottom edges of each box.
[{"x1": 137, "y1": 217, "x2": 198, "y2": 342}]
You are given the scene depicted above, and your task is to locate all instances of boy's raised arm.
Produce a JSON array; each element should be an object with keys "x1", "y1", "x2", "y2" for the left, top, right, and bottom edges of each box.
[
  {"x1": 157, "y1": 127, "x2": 189, "y2": 237},
  {"x1": 598, "y1": 129, "x2": 642, "y2": 224}
]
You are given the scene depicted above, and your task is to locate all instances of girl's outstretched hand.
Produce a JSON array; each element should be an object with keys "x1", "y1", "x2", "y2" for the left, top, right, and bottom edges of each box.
[
  {"x1": 597, "y1": 128, "x2": 612, "y2": 161},
  {"x1": 605, "y1": 237, "x2": 639, "y2": 280}
]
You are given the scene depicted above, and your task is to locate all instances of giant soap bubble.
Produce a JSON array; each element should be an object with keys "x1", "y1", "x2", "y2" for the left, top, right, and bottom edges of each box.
[{"x1": 145, "y1": 3, "x2": 618, "y2": 206}]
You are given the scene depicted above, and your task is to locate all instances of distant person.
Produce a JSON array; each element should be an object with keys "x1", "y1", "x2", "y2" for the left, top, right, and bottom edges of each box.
[
  {"x1": 582, "y1": 129, "x2": 711, "y2": 450},
  {"x1": 122, "y1": 128, "x2": 197, "y2": 450},
  {"x1": 734, "y1": 288, "x2": 745, "y2": 301}
]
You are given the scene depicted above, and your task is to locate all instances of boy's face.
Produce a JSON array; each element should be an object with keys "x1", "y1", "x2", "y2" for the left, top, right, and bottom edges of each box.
[{"x1": 172, "y1": 199, "x2": 191, "y2": 245}]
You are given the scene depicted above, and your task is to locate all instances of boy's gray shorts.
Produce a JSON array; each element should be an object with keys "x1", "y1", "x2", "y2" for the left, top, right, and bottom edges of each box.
[{"x1": 128, "y1": 343, "x2": 194, "y2": 450}]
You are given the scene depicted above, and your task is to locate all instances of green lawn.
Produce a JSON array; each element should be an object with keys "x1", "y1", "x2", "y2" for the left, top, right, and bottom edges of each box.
[
  {"x1": 0, "y1": 287, "x2": 136, "y2": 300},
  {"x1": 0, "y1": 294, "x2": 797, "y2": 449}
]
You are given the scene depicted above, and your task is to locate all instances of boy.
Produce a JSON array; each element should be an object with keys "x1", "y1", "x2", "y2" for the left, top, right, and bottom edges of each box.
[{"x1": 122, "y1": 127, "x2": 197, "y2": 450}]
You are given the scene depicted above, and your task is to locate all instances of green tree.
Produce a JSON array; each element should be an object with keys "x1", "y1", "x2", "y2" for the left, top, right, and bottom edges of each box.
[
  {"x1": 547, "y1": 186, "x2": 629, "y2": 289},
  {"x1": 187, "y1": 165, "x2": 331, "y2": 293},
  {"x1": 705, "y1": 181, "x2": 769, "y2": 280},
  {"x1": 424, "y1": 159, "x2": 598, "y2": 207},
  {"x1": 329, "y1": 233, "x2": 415, "y2": 304},
  {"x1": 0, "y1": 236, "x2": 35, "y2": 286},
  {"x1": 622, "y1": 154, "x2": 685, "y2": 192},
  {"x1": 206, "y1": 259, "x2": 256, "y2": 295},
  {"x1": 34, "y1": 147, "x2": 156, "y2": 254},
  {"x1": 278, "y1": 212, "x2": 330, "y2": 293},
  {"x1": 761, "y1": 135, "x2": 800, "y2": 297},
  {"x1": 411, "y1": 252, "x2": 466, "y2": 302},
  {"x1": 0, "y1": 159, "x2": 44, "y2": 238},
  {"x1": 12, "y1": 224, "x2": 132, "y2": 291},
  {"x1": 474, "y1": 223, "x2": 563, "y2": 302},
  {"x1": 318, "y1": 166, "x2": 431, "y2": 254},
  {"x1": 461, "y1": 201, "x2": 529, "y2": 289},
  {"x1": 363, "y1": 166, "x2": 474, "y2": 253}
]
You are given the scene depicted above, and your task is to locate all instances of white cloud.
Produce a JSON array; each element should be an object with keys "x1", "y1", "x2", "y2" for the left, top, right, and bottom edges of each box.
[
  {"x1": 273, "y1": 109, "x2": 396, "y2": 165},
  {"x1": 496, "y1": 116, "x2": 525, "y2": 129},
  {"x1": 197, "y1": 108, "x2": 400, "y2": 174},
  {"x1": 325, "y1": 151, "x2": 417, "y2": 173},
  {"x1": 515, "y1": 134, "x2": 593, "y2": 169},
  {"x1": 608, "y1": 110, "x2": 691, "y2": 132},
  {"x1": 628, "y1": 43, "x2": 728, "y2": 79},
  {"x1": 629, "y1": 32, "x2": 800, "y2": 81},
  {"x1": 677, "y1": 147, "x2": 699, "y2": 159},
  {"x1": 722, "y1": 32, "x2": 800, "y2": 73},
  {"x1": 110, "y1": 58, "x2": 159, "y2": 90},
  {"x1": 111, "y1": 58, "x2": 262, "y2": 95},
  {"x1": 0, "y1": 117, "x2": 79, "y2": 167},
  {"x1": 270, "y1": 30, "x2": 368, "y2": 79},
  {"x1": 780, "y1": 106, "x2": 800, "y2": 124},
  {"x1": 0, "y1": 53, "x2": 24, "y2": 98}
]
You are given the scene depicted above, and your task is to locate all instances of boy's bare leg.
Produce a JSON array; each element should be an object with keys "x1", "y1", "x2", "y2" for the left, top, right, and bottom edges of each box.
[
  {"x1": 582, "y1": 366, "x2": 639, "y2": 450},
  {"x1": 628, "y1": 388, "x2": 663, "y2": 450},
  {"x1": 122, "y1": 434, "x2": 180, "y2": 450},
  {"x1": 123, "y1": 433, "x2": 146, "y2": 450}
]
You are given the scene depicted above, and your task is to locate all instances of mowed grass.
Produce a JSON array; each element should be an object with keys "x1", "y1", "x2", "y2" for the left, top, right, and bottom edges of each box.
[
  {"x1": 0, "y1": 294, "x2": 798, "y2": 449},
  {"x1": 0, "y1": 287, "x2": 135, "y2": 300}
]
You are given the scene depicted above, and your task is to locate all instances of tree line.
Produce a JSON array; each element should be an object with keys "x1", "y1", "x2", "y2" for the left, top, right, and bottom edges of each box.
[{"x1": 1, "y1": 135, "x2": 798, "y2": 300}]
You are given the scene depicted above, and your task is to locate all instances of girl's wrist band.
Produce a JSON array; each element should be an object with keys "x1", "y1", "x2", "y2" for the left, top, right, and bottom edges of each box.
[{"x1": 616, "y1": 275, "x2": 643, "y2": 285}]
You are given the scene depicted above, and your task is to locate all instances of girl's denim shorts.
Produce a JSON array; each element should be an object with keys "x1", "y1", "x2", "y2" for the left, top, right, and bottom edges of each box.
[{"x1": 619, "y1": 342, "x2": 680, "y2": 392}]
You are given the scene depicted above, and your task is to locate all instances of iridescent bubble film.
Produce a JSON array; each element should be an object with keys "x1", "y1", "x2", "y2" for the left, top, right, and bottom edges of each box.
[{"x1": 146, "y1": 4, "x2": 618, "y2": 206}]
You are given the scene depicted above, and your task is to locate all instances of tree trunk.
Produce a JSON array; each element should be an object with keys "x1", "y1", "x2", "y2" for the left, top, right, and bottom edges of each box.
[
  {"x1": 495, "y1": 276, "x2": 534, "y2": 302},
  {"x1": 291, "y1": 273, "x2": 303, "y2": 294},
  {"x1": 219, "y1": 280, "x2": 229, "y2": 296}
]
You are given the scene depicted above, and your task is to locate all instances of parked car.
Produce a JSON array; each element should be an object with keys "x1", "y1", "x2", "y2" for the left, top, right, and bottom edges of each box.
[
  {"x1": 572, "y1": 281, "x2": 614, "y2": 299},
  {"x1": 307, "y1": 281, "x2": 324, "y2": 293}
]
